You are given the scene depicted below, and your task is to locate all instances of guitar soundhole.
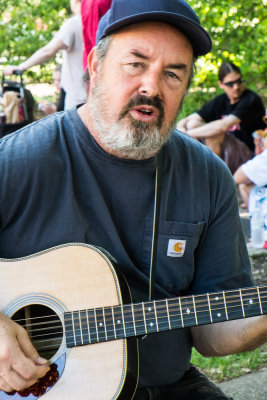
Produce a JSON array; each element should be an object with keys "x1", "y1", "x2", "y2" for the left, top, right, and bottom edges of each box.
[
  {"x1": 3, "y1": 305, "x2": 64, "y2": 398},
  {"x1": 12, "y1": 304, "x2": 63, "y2": 359}
]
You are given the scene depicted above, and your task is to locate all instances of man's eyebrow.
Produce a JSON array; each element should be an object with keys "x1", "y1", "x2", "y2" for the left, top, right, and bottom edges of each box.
[{"x1": 129, "y1": 50, "x2": 188, "y2": 70}]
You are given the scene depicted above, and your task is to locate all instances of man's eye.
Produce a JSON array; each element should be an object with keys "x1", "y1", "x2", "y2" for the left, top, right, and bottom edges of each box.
[
  {"x1": 130, "y1": 62, "x2": 142, "y2": 68},
  {"x1": 165, "y1": 71, "x2": 179, "y2": 80}
]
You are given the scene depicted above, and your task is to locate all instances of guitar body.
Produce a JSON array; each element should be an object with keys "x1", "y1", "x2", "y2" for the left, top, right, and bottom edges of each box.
[{"x1": 0, "y1": 243, "x2": 138, "y2": 400}]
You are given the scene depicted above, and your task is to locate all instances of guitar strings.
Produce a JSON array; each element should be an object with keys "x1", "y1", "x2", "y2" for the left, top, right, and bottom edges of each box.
[
  {"x1": 10, "y1": 291, "x2": 267, "y2": 351},
  {"x1": 12, "y1": 288, "x2": 267, "y2": 329}
]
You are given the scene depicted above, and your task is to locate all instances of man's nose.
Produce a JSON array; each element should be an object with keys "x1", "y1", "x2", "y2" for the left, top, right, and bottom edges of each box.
[{"x1": 138, "y1": 70, "x2": 161, "y2": 98}]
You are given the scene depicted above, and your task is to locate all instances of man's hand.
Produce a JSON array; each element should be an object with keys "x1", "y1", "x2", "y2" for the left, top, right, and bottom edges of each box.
[{"x1": 0, "y1": 313, "x2": 50, "y2": 393}]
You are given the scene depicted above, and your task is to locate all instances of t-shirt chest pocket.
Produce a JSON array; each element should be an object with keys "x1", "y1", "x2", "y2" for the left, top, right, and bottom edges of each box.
[{"x1": 141, "y1": 219, "x2": 205, "y2": 294}]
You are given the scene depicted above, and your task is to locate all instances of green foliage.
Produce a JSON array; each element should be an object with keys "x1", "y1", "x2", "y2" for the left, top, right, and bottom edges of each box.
[
  {"x1": 0, "y1": 0, "x2": 70, "y2": 83},
  {"x1": 191, "y1": 344, "x2": 267, "y2": 382},
  {"x1": 0, "y1": 0, "x2": 266, "y2": 101}
]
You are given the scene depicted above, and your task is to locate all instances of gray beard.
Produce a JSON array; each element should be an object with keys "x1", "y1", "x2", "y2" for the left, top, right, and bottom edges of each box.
[{"x1": 88, "y1": 78, "x2": 180, "y2": 160}]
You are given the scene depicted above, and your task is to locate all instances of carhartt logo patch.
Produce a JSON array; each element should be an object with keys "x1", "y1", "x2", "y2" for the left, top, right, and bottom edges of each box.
[{"x1": 167, "y1": 239, "x2": 186, "y2": 257}]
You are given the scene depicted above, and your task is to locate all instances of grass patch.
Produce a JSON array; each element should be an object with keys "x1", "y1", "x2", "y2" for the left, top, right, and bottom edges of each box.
[{"x1": 191, "y1": 344, "x2": 267, "y2": 382}]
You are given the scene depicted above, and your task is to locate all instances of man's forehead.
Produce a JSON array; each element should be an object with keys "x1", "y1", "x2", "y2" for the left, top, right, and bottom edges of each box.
[{"x1": 110, "y1": 21, "x2": 193, "y2": 55}]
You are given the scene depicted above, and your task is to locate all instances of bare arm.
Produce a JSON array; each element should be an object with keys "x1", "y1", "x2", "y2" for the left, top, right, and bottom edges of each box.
[
  {"x1": 233, "y1": 166, "x2": 253, "y2": 185},
  {"x1": 186, "y1": 114, "x2": 241, "y2": 139},
  {"x1": 177, "y1": 113, "x2": 205, "y2": 133},
  {"x1": 0, "y1": 313, "x2": 49, "y2": 393},
  {"x1": 4, "y1": 36, "x2": 67, "y2": 75},
  {"x1": 191, "y1": 315, "x2": 267, "y2": 357}
]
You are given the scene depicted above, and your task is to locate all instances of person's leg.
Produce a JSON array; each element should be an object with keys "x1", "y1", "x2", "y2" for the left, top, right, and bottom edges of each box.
[
  {"x1": 133, "y1": 365, "x2": 233, "y2": 400},
  {"x1": 239, "y1": 183, "x2": 254, "y2": 209},
  {"x1": 205, "y1": 133, "x2": 225, "y2": 157}
]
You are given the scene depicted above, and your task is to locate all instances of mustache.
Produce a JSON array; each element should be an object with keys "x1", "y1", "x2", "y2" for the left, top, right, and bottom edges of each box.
[{"x1": 118, "y1": 95, "x2": 164, "y2": 123}]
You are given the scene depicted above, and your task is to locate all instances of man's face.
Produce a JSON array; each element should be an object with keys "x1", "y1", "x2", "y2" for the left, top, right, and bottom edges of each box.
[
  {"x1": 87, "y1": 21, "x2": 193, "y2": 159},
  {"x1": 218, "y1": 71, "x2": 245, "y2": 104}
]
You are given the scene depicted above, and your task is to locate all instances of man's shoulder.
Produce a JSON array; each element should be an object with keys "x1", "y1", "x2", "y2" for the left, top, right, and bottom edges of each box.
[{"x1": 0, "y1": 111, "x2": 69, "y2": 162}]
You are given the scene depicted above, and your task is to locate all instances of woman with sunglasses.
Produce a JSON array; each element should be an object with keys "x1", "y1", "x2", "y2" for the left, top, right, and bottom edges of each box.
[{"x1": 177, "y1": 62, "x2": 265, "y2": 173}]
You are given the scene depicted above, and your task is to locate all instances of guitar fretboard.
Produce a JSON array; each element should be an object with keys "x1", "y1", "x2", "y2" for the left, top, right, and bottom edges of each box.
[{"x1": 64, "y1": 286, "x2": 267, "y2": 348}]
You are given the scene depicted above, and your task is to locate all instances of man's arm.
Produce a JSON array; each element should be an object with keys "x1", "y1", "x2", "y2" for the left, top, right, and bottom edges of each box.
[
  {"x1": 177, "y1": 112, "x2": 206, "y2": 132},
  {"x1": 0, "y1": 313, "x2": 49, "y2": 393},
  {"x1": 4, "y1": 36, "x2": 66, "y2": 75},
  {"x1": 191, "y1": 315, "x2": 267, "y2": 357},
  {"x1": 185, "y1": 114, "x2": 241, "y2": 139}
]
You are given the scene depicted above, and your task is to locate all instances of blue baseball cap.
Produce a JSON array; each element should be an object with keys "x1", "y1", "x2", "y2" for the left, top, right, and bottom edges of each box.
[{"x1": 96, "y1": 0, "x2": 212, "y2": 56}]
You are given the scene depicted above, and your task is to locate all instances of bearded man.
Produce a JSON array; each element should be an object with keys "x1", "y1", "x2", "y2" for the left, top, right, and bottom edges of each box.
[{"x1": 0, "y1": 1, "x2": 266, "y2": 399}]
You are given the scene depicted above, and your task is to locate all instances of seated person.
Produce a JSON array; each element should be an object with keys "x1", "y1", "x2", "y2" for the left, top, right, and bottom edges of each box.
[
  {"x1": 234, "y1": 129, "x2": 267, "y2": 248},
  {"x1": 177, "y1": 62, "x2": 265, "y2": 172},
  {"x1": 40, "y1": 65, "x2": 66, "y2": 115}
]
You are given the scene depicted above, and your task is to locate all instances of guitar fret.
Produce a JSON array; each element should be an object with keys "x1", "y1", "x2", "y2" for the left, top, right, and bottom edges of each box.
[
  {"x1": 86, "y1": 310, "x2": 91, "y2": 343},
  {"x1": 72, "y1": 312, "x2": 77, "y2": 346},
  {"x1": 178, "y1": 297, "x2": 184, "y2": 328},
  {"x1": 111, "y1": 306, "x2": 117, "y2": 339},
  {"x1": 142, "y1": 303, "x2": 148, "y2": 334},
  {"x1": 102, "y1": 308, "x2": 108, "y2": 341},
  {"x1": 239, "y1": 289, "x2": 245, "y2": 318},
  {"x1": 223, "y1": 291, "x2": 229, "y2": 320},
  {"x1": 257, "y1": 287, "x2": 263, "y2": 315},
  {"x1": 131, "y1": 303, "x2": 137, "y2": 336},
  {"x1": 192, "y1": 296, "x2": 198, "y2": 325},
  {"x1": 121, "y1": 305, "x2": 126, "y2": 338},
  {"x1": 94, "y1": 309, "x2": 99, "y2": 342},
  {"x1": 209, "y1": 293, "x2": 227, "y2": 323},
  {"x1": 153, "y1": 300, "x2": 159, "y2": 332},
  {"x1": 79, "y1": 311, "x2": 83, "y2": 345},
  {"x1": 166, "y1": 299, "x2": 171, "y2": 330},
  {"x1": 207, "y1": 294, "x2": 213, "y2": 323}
]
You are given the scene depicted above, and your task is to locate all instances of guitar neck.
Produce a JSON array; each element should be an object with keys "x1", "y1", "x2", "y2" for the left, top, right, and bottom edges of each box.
[{"x1": 64, "y1": 286, "x2": 267, "y2": 348}]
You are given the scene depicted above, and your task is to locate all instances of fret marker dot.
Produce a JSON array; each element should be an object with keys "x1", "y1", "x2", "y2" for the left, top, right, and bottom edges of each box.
[
  {"x1": 150, "y1": 322, "x2": 154, "y2": 327},
  {"x1": 117, "y1": 320, "x2": 121, "y2": 324},
  {"x1": 148, "y1": 307, "x2": 152, "y2": 312},
  {"x1": 99, "y1": 322, "x2": 103, "y2": 327},
  {"x1": 215, "y1": 297, "x2": 219, "y2": 301},
  {"x1": 217, "y1": 313, "x2": 221, "y2": 317},
  {"x1": 186, "y1": 308, "x2": 190, "y2": 314},
  {"x1": 249, "y1": 299, "x2": 253, "y2": 305}
]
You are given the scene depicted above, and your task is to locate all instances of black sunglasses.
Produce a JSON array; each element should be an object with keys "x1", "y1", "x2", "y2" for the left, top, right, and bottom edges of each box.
[{"x1": 222, "y1": 78, "x2": 243, "y2": 87}]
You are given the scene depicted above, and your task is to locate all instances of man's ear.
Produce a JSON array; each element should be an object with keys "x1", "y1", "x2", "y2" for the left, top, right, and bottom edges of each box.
[{"x1": 87, "y1": 47, "x2": 98, "y2": 83}]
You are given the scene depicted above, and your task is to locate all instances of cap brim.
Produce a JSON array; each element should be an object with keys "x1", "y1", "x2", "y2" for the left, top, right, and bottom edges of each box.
[{"x1": 98, "y1": 11, "x2": 212, "y2": 56}]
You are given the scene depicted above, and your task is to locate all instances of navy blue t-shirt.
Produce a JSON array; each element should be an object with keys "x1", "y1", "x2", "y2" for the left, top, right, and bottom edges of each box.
[
  {"x1": 198, "y1": 89, "x2": 265, "y2": 151},
  {"x1": 0, "y1": 107, "x2": 252, "y2": 387}
]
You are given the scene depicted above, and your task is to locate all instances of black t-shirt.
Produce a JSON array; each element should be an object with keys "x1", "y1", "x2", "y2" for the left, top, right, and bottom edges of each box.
[
  {"x1": 198, "y1": 89, "x2": 265, "y2": 151},
  {"x1": 0, "y1": 108, "x2": 252, "y2": 387}
]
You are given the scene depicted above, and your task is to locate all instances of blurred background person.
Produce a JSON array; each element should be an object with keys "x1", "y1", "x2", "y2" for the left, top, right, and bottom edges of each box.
[
  {"x1": 177, "y1": 62, "x2": 265, "y2": 173},
  {"x1": 4, "y1": 0, "x2": 86, "y2": 110}
]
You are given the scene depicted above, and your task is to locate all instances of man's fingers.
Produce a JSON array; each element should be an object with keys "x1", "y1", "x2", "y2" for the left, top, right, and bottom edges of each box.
[{"x1": 16, "y1": 325, "x2": 48, "y2": 366}]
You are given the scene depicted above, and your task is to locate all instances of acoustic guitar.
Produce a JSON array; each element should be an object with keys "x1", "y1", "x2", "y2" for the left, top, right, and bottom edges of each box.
[{"x1": 0, "y1": 243, "x2": 266, "y2": 399}]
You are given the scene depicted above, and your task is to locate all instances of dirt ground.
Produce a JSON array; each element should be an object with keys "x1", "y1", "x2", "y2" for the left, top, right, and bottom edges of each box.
[{"x1": 250, "y1": 253, "x2": 267, "y2": 285}]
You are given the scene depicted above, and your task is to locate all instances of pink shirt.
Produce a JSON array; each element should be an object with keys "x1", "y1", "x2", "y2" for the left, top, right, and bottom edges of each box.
[{"x1": 81, "y1": 0, "x2": 112, "y2": 70}]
